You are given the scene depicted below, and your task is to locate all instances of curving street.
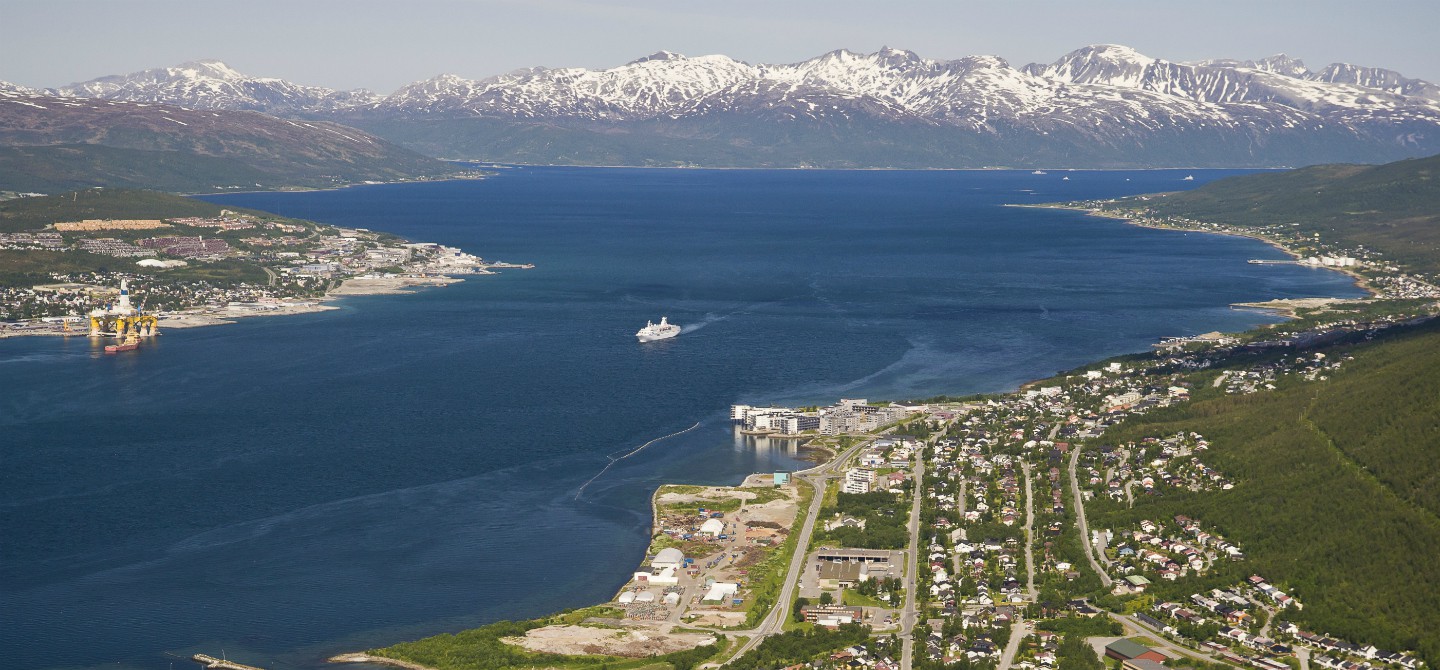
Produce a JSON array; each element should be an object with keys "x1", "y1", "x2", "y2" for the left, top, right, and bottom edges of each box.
[{"x1": 1069, "y1": 445, "x2": 1113, "y2": 587}]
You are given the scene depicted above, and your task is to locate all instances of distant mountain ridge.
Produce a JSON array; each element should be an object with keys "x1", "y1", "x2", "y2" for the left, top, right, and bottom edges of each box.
[
  {"x1": 16, "y1": 45, "x2": 1440, "y2": 167},
  {"x1": 50, "y1": 60, "x2": 383, "y2": 114},
  {"x1": 0, "y1": 89, "x2": 457, "y2": 192}
]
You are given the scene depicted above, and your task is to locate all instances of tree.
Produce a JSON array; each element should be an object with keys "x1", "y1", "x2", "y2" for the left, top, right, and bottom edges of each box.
[{"x1": 820, "y1": 591, "x2": 834, "y2": 605}]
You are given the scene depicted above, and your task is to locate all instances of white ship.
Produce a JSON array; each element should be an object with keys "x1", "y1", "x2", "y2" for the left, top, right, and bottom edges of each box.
[{"x1": 636, "y1": 316, "x2": 681, "y2": 342}]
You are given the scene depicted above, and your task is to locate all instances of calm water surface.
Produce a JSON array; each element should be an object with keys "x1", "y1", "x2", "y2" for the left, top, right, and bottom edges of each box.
[{"x1": 1, "y1": 168, "x2": 1364, "y2": 669}]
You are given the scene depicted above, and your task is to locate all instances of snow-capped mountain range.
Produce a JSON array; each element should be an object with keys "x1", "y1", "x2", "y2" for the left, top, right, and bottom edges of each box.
[
  {"x1": 12, "y1": 45, "x2": 1440, "y2": 167},
  {"x1": 47, "y1": 59, "x2": 383, "y2": 114}
]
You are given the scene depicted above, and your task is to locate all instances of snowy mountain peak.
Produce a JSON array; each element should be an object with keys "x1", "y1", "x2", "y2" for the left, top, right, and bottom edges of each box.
[
  {"x1": 31, "y1": 46, "x2": 1440, "y2": 166},
  {"x1": 1310, "y1": 62, "x2": 1440, "y2": 102},
  {"x1": 1025, "y1": 44, "x2": 1161, "y2": 85},
  {"x1": 1248, "y1": 54, "x2": 1310, "y2": 77},
  {"x1": 1082, "y1": 44, "x2": 1157, "y2": 63},
  {"x1": 50, "y1": 60, "x2": 380, "y2": 114},
  {"x1": 0, "y1": 80, "x2": 38, "y2": 95},
  {"x1": 874, "y1": 46, "x2": 923, "y2": 68},
  {"x1": 629, "y1": 50, "x2": 686, "y2": 64},
  {"x1": 174, "y1": 59, "x2": 245, "y2": 80}
]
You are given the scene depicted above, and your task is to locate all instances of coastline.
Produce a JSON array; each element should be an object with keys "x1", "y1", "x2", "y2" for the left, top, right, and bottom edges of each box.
[
  {"x1": 323, "y1": 201, "x2": 1383, "y2": 669},
  {"x1": 332, "y1": 472, "x2": 802, "y2": 670},
  {"x1": 328, "y1": 653, "x2": 435, "y2": 670},
  {"x1": 1013, "y1": 202, "x2": 1379, "y2": 299},
  {"x1": 0, "y1": 274, "x2": 467, "y2": 340},
  {"x1": 180, "y1": 173, "x2": 492, "y2": 198},
  {"x1": 431, "y1": 163, "x2": 1286, "y2": 172}
]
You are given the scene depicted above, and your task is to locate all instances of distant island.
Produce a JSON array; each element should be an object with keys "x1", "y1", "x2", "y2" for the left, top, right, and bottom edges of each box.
[{"x1": 0, "y1": 188, "x2": 531, "y2": 339}]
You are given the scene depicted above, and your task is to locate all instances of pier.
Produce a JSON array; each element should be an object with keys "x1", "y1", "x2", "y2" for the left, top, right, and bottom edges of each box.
[
  {"x1": 482, "y1": 261, "x2": 535, "y2": 269},
  {"x1": 192, "y1": 654, "x2": 266, "y2": 670}
]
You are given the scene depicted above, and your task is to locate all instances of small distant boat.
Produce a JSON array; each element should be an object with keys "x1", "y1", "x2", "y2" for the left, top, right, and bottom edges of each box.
[
  {"x1": 1183, "y1": 175, "x2": 1195, "y2": 181},
  {"x1": 1062, "y1": 176, "x2": 1070, "y2": 181},
  {"x1": 636, "y1": 316, "x2": 681, "y2": 343},
  {"x1": 105, "y1": 333, "x2": 139, "y2": 354},
  {"x1": 1031, "y1": 170, "x2": 1048, "y2": 175}
]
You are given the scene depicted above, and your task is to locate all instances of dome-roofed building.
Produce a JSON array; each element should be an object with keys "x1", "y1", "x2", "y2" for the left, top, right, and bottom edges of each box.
[{"x1": 652, "y1": 547, "x2": 685, "y2": 570}]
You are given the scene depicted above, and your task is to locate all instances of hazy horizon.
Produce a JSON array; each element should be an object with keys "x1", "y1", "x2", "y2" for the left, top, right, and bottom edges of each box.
[{"x1": 4, "y1": 0, "x2": 1439, "y2": 93}]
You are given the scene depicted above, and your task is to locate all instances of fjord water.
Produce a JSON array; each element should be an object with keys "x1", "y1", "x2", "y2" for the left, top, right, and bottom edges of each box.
[{"x1": 1, "y1": 168, "x2": 1363, "y2": 669}]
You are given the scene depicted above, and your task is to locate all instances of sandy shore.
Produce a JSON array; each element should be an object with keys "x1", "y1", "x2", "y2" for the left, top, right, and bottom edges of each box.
[{"x1": 327, "y1": 653, "x2": 438, "y2": 670}]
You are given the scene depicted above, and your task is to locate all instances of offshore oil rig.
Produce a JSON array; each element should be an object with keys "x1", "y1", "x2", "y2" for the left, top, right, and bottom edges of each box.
[{"x1": 87, "y1": 280, "x2": 159, "y2": 338}]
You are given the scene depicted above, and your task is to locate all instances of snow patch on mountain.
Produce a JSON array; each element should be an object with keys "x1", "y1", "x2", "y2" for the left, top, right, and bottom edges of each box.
[
  {"x1": 35, "y1": 46, "x2": 1440, "y2": 162},
  {"x1": 49, "y1": 60, "x2": 381, "y2": 114}
]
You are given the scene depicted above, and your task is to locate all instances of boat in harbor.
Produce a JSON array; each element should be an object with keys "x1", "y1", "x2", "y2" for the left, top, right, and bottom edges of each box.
[
  {"x1": 104, "y1": 333, "x2": 140, "y2": 354},
  {"x1": 636, "y1": 316, "x2": 681, "y2": 343},
  {"x1": 1031, "y1": 169, "x2": 1048, "y2": 175}
]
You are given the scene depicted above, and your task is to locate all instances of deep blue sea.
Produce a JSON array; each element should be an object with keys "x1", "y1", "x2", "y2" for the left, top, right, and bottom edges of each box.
[{"x1": 1, "y1": 168, "x2": 1364, "y2": 669}]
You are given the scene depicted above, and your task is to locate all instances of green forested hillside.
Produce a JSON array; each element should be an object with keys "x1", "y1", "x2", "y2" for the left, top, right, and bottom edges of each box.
[
  {"x1": 0, "y1": 144, "x2": 275, "y2": 194},
  {"x1": 1092, "y1": 321, "x2": 1440, "y2": 663},
  {"x1": 0, "y1": 188, "x2": 272, "y2": 233},
  {"x1": 1137, "y1": 153, "x2": 1440, "y2": 272}
]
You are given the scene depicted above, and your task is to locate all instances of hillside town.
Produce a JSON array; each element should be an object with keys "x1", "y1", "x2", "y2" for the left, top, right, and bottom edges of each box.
[
  {"x1": 646, "y1": 294, "x2": 1436, "y2": 670},
  {"x1": 0, "y1": 211, "x2": 531, "y2": 332}
]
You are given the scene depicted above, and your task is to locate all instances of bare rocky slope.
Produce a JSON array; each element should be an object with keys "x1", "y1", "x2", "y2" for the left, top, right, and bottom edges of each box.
[{"x1": 0, "y1": 89, "x2": 456, "y2": 192}]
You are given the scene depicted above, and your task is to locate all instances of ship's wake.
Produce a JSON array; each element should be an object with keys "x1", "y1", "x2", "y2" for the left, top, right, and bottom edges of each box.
[
  {"x1": 682, "y1": 299, "x2": 792, "y2": 334},
  {"x1": 574, "y1": 421, "x2": 702, "y2": 501},
  {"x1": 681, "y1": 312, "x2": 728, "y2": 334}
]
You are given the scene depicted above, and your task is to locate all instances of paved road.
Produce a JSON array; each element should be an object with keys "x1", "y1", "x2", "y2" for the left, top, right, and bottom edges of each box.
[
  {"x1": 997, "y1": 619, "x2": 1032, "y2": 670},
  {"x1": 1109, "y1": 612, "x2": 1219, "y2": 664},
  {"x1": 1068, "y1": 446, "x2": 1113, "y2": 587},
  {"x1": 952, "y1": 477, "x2": 968, "y2": 576},
  {"x1": 1021, "y1": 462, "x2": 1038, "y2": 601},
  {"x1": 900, "y1": 457, "x2": 926, "y2": 670},
  {"x1": 720, "y1": 436, "x2": 873, "y2": 662}
]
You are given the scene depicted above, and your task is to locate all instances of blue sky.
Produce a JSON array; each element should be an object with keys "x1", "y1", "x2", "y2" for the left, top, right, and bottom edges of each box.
[{"x1": 5, "y1": 0, "x2": 1439, "y2": 91}]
